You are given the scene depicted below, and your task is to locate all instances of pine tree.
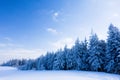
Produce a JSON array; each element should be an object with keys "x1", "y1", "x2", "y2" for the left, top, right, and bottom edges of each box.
[
  {"x1": 36, "y1": 55, "x2": 45, "y2": 70},
  {"x1": 105, "y1": 24, "x2": 120, "y2": 73},
  {"x1": 80, "y1": 39, "x2": 89, "y2": 70},
  {"x1": 72, "y1": 38, "x2": 83, "y2": 70},
  {"x1": 53, "y1": 50, "x2": 66, "y2": 70},
  {"x1": 97, "y1": 40, "x2": 106, "y2": 71},
  {"x1": 44, "y1": 52, "x2": 56, "y2": 70},
  {"x1": 88, "y1": 33, "x2": 104, "y2": 71}
]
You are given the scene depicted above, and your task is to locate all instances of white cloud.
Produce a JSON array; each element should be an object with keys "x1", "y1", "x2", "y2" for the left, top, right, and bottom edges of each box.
[
  {"x1": 113, "y1": 13, "x2": 119, "y2": 17},
  {"x1": 108, "y1": 13, "x2": 120, "y2": 20},
  {"x1": 51, "y1": 38, "x2": 74, "y2": 50},
  {"x1": 0, "y1": 37, "x2": 47, "y2": 63},
  {"x1": 52, "y1": 12, "x2": 59, "y2": 22},
  {"x1": 0, "y1": 42, "x2": 47, "y2": 63},
  {"x1": 6, "y1": 48, "x2": 46, "y2": 55},
  {"x1": 0, "y1": 48, "x2": 46, "y2": 63},
  {"x1": 0, "y1": 43, "x2": 6, "y2": 47},
  {"x1": 0, "y1": 43, "x2": 15, "y2": 47},
  {"x1": 107, "y1": 0, "x2": 118, "y2": 6},
  {"x1": 0, "y1": 43, "x2": 22, "y2": 48},
  {"x1": 0, "y1": 47, "x2": 46, "y2": 56},
  {"x1": 47, "y1": 28, "x2": 59, "y2": 35},
  {"x1": 51, "y1": 10, "x2": 65, "y2": 22},
  {"x1": 54, "y1": 12, "x2": 59, "y2": 17}
]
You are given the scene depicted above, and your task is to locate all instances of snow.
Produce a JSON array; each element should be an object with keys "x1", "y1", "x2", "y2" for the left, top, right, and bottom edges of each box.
[{"x1": 0, "y1": 66, "x2": 120, "y2": 80}]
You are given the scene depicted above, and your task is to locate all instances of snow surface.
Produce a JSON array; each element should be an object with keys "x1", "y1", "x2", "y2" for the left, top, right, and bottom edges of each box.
[{"x1": 0, "y1": 66, "x2": 120, "y2": 80}]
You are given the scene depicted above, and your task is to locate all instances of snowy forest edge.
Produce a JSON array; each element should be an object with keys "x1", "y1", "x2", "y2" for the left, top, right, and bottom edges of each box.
[{"x1": 1, "y1": 24, "x2": 120, "y2": 75}]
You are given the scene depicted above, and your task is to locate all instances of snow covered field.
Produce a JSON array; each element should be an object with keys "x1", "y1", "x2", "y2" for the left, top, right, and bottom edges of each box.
[{"x1": 0, "y1": 66, "x2": 120, "y2": 80}]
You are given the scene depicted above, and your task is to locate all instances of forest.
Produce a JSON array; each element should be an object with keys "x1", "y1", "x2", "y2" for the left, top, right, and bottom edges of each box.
[{"x1": 1, "y1": 24, "x2": 120, "y2": 74}]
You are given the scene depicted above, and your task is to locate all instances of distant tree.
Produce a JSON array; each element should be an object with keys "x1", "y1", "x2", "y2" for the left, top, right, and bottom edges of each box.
[
  {"x1": 1, "y1": 59, "x2": 27, "y2": 67},
  {"x1": 19, "y1": 59, "x2": 36, "y2": 70},
  {"x1": 19, "y1": 59, "x2": 28, "y2": 66}
]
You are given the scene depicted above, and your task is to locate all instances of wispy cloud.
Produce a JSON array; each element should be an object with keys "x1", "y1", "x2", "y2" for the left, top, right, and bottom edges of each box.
[
  {"x1": 47, "y1": 28, "x2": 58, "y2": 35},
  {"x1": 0, "y1": 42, "x2": 23, "y2": 48},
  {"x1": 50, "y1": 38, "x2": 74, "y2": 50},
  {"x1": 0, "y1": 36, "x2": 47, "y2": 63},
  {"x1": 47, "y1": 28, "x2": 63, "y2": 35},
  {"x1": 52, "y1": 11, "x2": 60, "y2": 22},
  {"x1": 50, "y1": 10, "x2": 66, "y2": 22},
  {"x1": 113, "y1": 13, "x2": 119, "y2": 17},
  {"x1": 54, "y1": 12, "x2": 59, "y2": 17},
  {"x1": 0, "y1": 48, "x2": 46, "y2": 63},
  {"x1": 0, "y1": 43, "x2": 7, "y2": 47},
  {"x1": 0, "y1": 43, "x2": 15, "y2": 47},
  {"x1": 107, "y1": 0, "x2": 118, "y2": 6},
  {"x1": 4, "y1": 37, "x2": 12, "y2": 41},
  {"x1": 4, "y1": 48, "x2": 46, "y2": 55},
  {"x1": 107, "y1": 13, "x2": 120, "y2": 20}
]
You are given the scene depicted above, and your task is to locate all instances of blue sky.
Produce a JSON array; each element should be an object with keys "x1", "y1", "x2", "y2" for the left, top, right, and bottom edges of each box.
[{"x1": 0, "y1": 0, "x2": 120, "y2": 63}]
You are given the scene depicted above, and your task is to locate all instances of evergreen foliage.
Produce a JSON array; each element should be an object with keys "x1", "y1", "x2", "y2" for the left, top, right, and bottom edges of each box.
[{"x1": 1, "y1": 24, "x2": 120, "y2": 74}]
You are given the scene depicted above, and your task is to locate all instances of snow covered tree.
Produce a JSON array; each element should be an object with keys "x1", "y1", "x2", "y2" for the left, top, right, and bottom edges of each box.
[
  {"x1": 72, "y1": 38, "x2": 88, "y2": 70},
  {"x1": 15, "y1": 24, "x2": 120, "y2": 74},
  {"x1": 44, "y1": 52, "x2": 56, "y2": 70},
  {"x1": 88, "y1": 33, "x2": 104, "y2": 71},
  {"x1": 19, "y1": 59, "x2": 35, "y2": 70},
  {"x1": 105, "y1": 24, "x2": 120, "y2": 73},
  {"x1": 71, "y1": 38, "x2": 82, "y2": 70},
  {"x1": 1, "y1": 59, "x2": 19, "y2": 67},
  {"x1": 63, "y1": 45, "x2": 69, "y2": 70},
  {"x1": 66, "y1": 48, "x2": 77, "y2": 70},
  {"x1": 36, "y1": 55, "x2": 46, "y2": 70},
  {"x1": 1, "y1": 59, "x2": 27, "y2": 67},
  {"x1": 53, "y1": 48, "x2": 67, "y2": 70},
  {"x1": 80, "y1": 39, "x2": 89, "y2": 70},
  {"x1": 115, "y1": 53, "x2": 120, "y2": 74},
  {"x1": 97, "y1": 40, "x2": 106, "y2": 71},
  {"x1": 19, "y1": 59, "x2": 28, "y2": 66}
]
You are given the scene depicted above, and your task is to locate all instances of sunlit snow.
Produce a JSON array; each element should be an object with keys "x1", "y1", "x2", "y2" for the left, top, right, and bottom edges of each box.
[{"x1": 0, "y1": 66, "x2": 120, "y2": 80}]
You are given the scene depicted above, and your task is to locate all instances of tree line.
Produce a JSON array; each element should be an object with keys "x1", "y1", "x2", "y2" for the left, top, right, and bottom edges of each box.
[{"x1": 1, "y1": 24, "x2": 120, "y2": 74}]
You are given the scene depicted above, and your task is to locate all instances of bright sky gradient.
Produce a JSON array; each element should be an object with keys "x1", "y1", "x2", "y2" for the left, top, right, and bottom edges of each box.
[{"x1": 0, "y1": 0, "x2": 120, "y2": 63}]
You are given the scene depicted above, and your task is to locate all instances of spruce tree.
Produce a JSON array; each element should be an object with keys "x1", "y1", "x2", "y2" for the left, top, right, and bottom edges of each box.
[
  {"x1": 105, "y1": 24, "x2": 120, "y2": 73},
  {"x1": 88, "y1": 33, "x2": 104, "y2": 71}
]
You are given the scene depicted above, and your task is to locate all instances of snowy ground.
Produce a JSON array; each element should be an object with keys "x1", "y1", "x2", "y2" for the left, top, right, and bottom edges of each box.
[{"x1": 0, "y1": 66, "x2": 120, "y2": 80}]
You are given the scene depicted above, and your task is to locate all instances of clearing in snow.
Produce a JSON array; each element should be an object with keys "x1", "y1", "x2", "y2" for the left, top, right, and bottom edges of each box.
[{"x1": 0, "y1": 66, "x2": 120, "y2": 80}]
